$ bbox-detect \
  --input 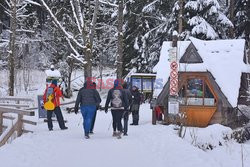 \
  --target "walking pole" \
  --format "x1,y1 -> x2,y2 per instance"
78,117 -> 82,126
108,119 -> 112,131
